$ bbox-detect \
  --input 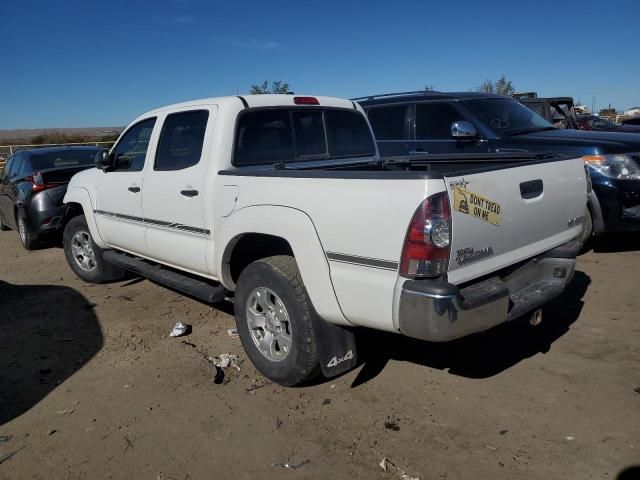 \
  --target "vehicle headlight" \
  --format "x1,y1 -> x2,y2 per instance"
583,154 -> 640,180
